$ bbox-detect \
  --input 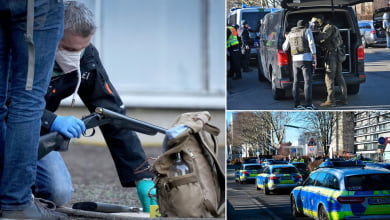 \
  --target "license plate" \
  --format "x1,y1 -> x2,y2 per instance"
281,176 -> 291,180
368,197 -> 390,205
